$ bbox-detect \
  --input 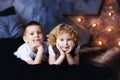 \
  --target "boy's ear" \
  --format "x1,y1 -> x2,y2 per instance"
23,36 -> 28,43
